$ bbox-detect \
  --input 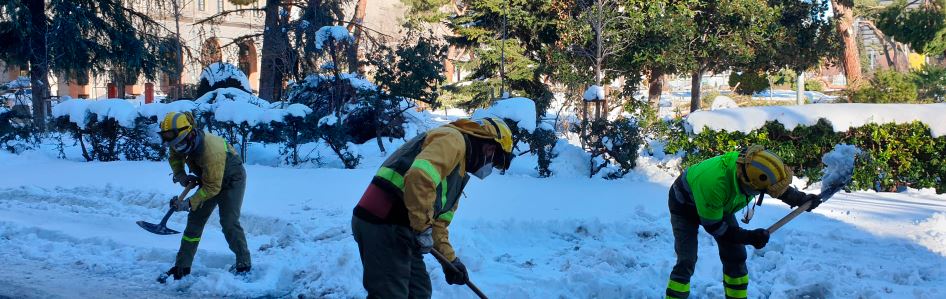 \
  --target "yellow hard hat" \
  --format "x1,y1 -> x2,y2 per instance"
476,117 -> 514,154
737,145 -> 792,197
159,112 -> 193,147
